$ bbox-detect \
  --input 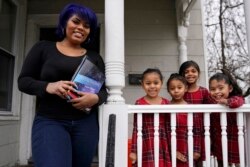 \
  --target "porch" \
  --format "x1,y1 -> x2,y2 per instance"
98,0 -> 250,165
98,103 -> 250,167
4,0 -> 249,166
